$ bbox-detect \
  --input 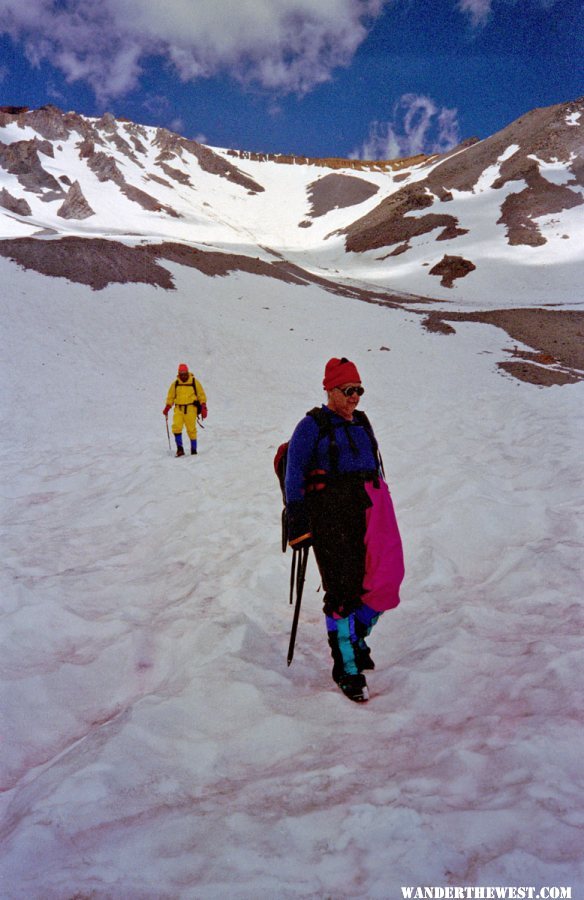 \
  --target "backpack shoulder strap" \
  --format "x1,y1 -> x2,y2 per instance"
176,375 -> 198,391
352,408 -> 372,431
306,406 -> 329,428
353,409 -> 385,478
306,406 -> 339,473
